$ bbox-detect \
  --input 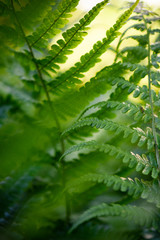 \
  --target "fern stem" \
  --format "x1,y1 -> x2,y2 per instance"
143,16 -> 160,169
11,0 -> 71,224
11,0 -> 60,130
114,28 -> 129,63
